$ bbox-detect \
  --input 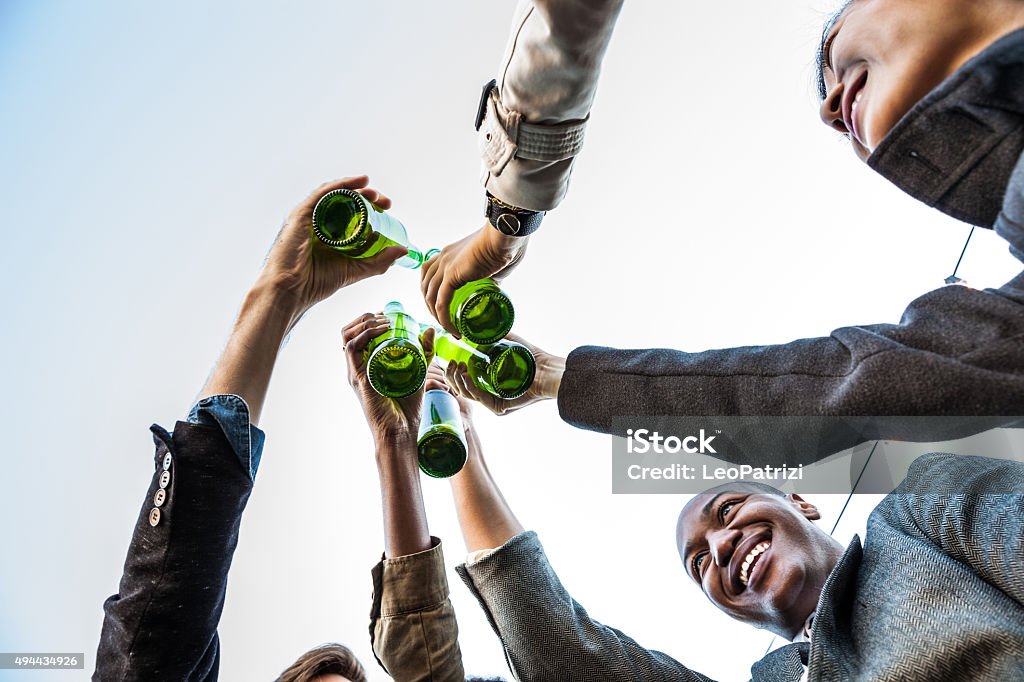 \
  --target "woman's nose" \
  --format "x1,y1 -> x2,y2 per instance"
819,82 -> 848,133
